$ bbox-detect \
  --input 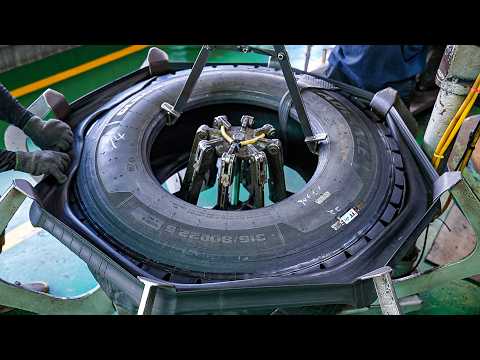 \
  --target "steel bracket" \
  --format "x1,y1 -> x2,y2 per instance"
0,180 -> 115,314
361,266 -> 402,315
137,276 -> 176,315
304,133 -> 329,155
393,171 -> 480,300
